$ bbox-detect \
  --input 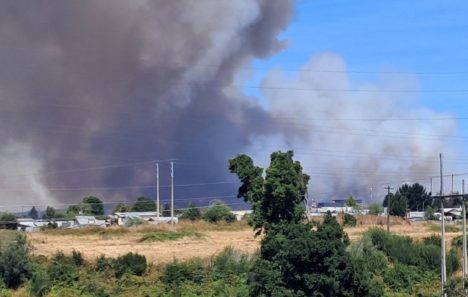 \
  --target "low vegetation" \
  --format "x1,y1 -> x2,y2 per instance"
138,230 -> 203,242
